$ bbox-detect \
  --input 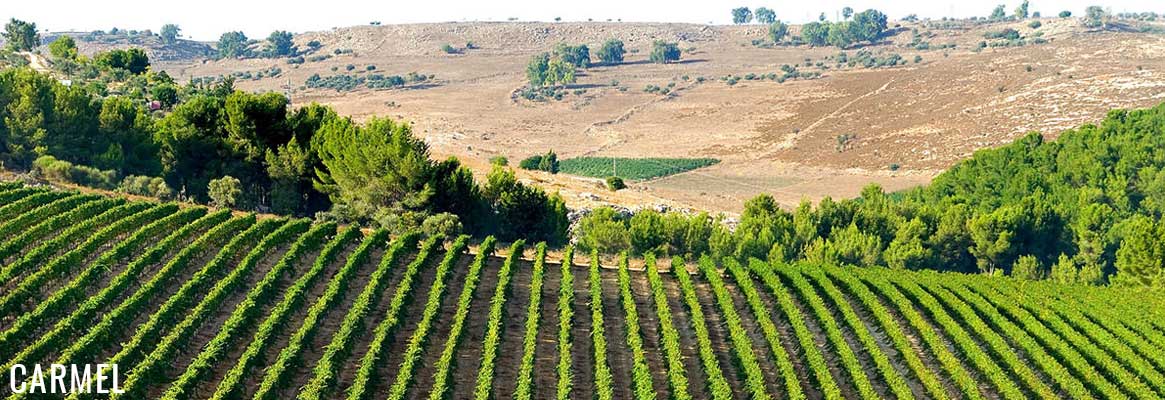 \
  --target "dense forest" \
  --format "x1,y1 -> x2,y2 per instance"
576,105 -> 1165,287
0,63 -> 568,244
